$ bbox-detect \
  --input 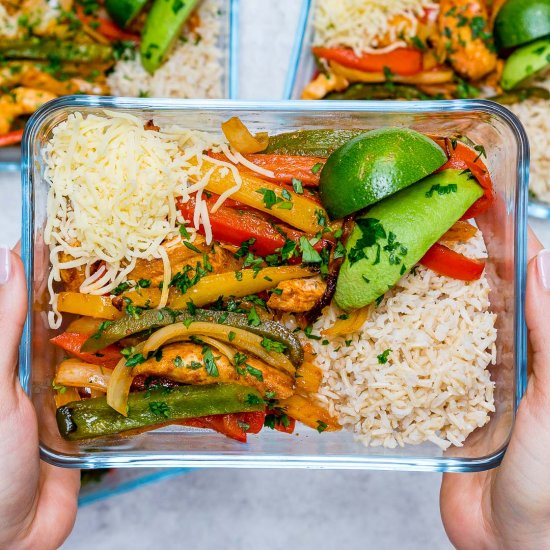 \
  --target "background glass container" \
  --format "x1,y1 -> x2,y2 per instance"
0,0 -> 240,173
